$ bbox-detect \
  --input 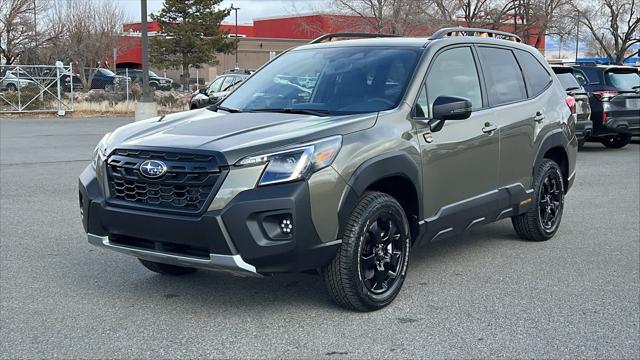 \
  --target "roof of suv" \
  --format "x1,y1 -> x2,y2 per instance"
296,34 -> 535,53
